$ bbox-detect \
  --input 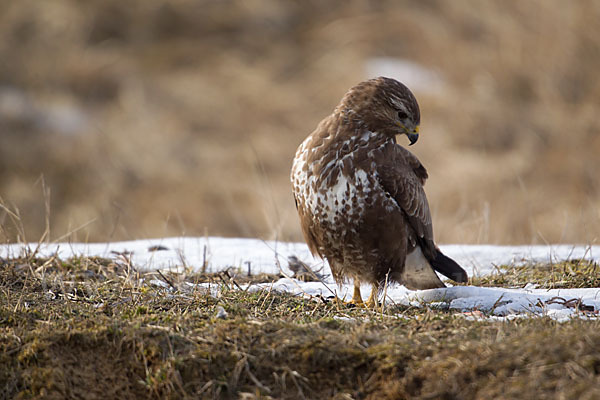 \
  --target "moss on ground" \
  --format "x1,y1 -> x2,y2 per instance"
2,256 -> 600,399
